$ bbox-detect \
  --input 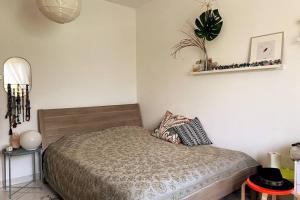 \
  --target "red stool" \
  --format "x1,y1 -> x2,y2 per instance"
241,178 -> 295,200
